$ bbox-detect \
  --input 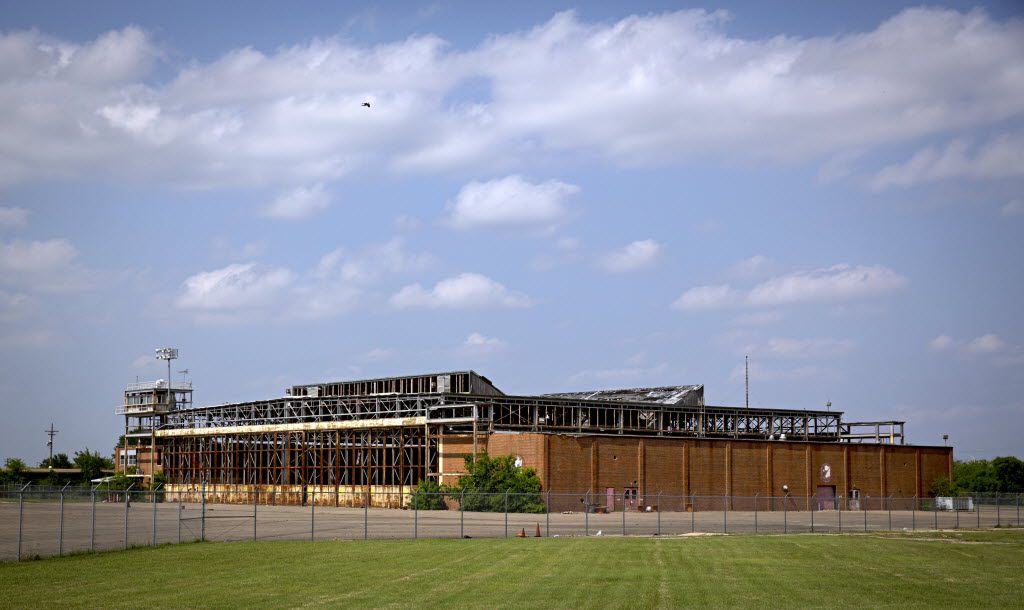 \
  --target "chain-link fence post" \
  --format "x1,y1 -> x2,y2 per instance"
585,490 -> 590,536
460,490 -> 466,539
657,492 -> 662,536
504,490 -> 509,539
1017,493 -> 1020,527
784,495 -> 788,534
622,491 -> 627,536
253,489 -> 257,542
364,487 -> 369,541
17,483 -> 28,561
91,487 -> 97,551
723,495 -> 727,534
810,496 -> 815,533
546,490 -> 551,537
58,485 -> 65,556
177,493 -> 182,543
933,495 -> 938,530
690,494 -> 694,533
838,495 -> 842,532
414,494 -> 419,539
887,495 -> 892,531
124,482 -> 135,550
152,485 -> 161,547
754,493 -> 759,534
201,481 -> 206,542
863,495 -> 868,532
310,489 -> 315,542
996,495 -> 1000,527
